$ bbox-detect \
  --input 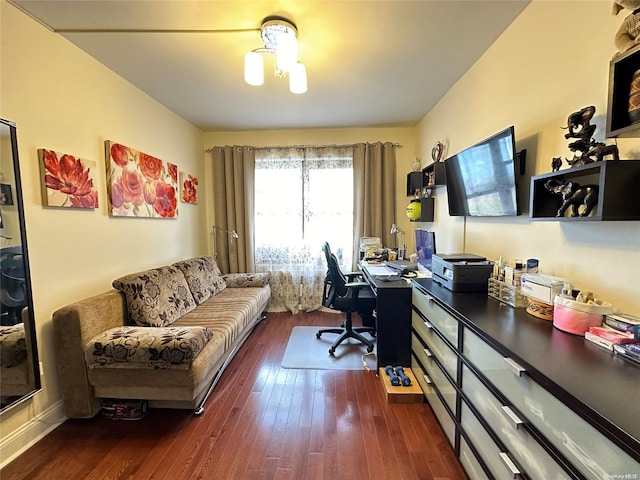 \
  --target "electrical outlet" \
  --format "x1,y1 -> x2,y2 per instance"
39,362 -> 44,376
